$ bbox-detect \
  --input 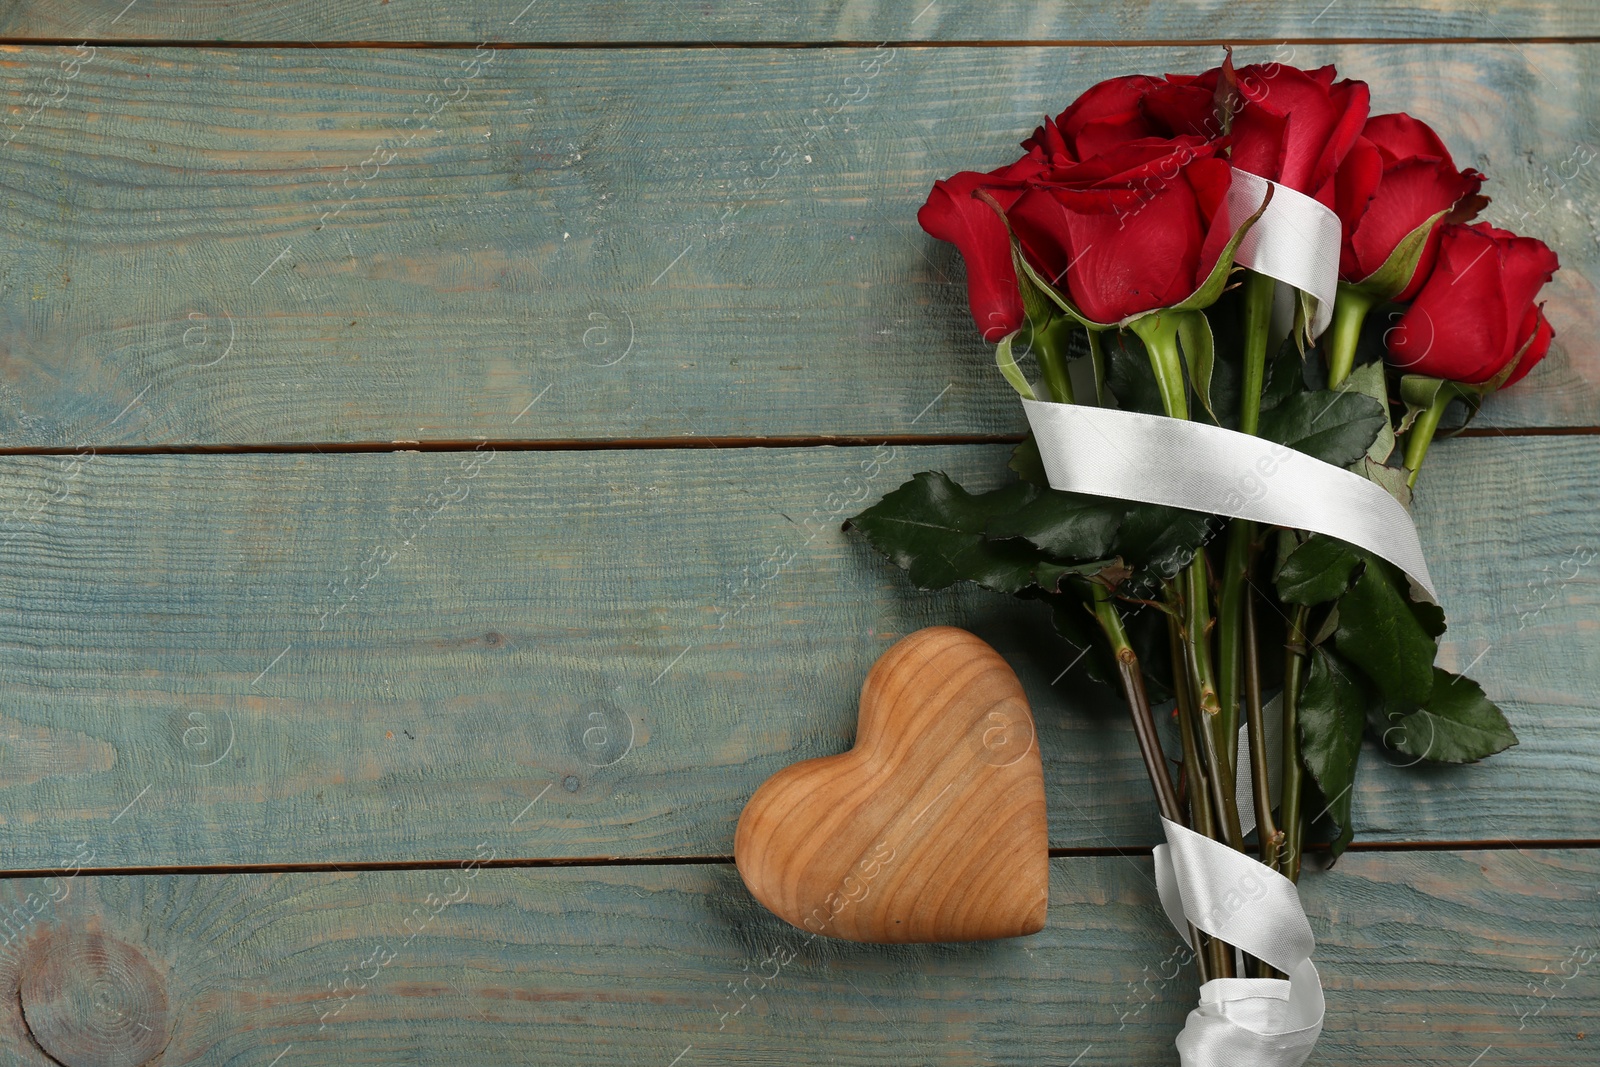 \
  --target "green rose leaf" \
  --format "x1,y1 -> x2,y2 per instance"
1339,360 -> 1396,465
1299,648 -> 1367,857
1260,337 -> 1308,414
1372,668 -> 1519,764
1258,388 -> 1387,468
1334,564 -> 1438,706
1408,593 -> 1448,639
986,490 -> 1125,561
845,473 -> 1057,594
1361,455 -> 1413,508
1105,329 -> 1166,416
1275,534 -> 1365,606
1009,434 -> 1049,487
1115,501 -> 1221,591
